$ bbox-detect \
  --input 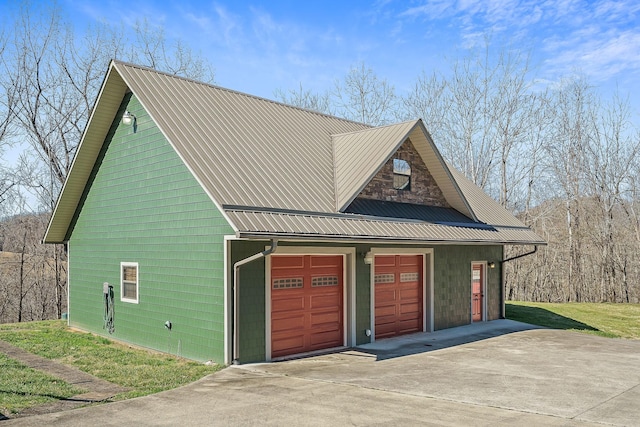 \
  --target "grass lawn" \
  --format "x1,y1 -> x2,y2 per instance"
0,320 -> 221,416
506,301 -> 640,339
0,353 -> 83,415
